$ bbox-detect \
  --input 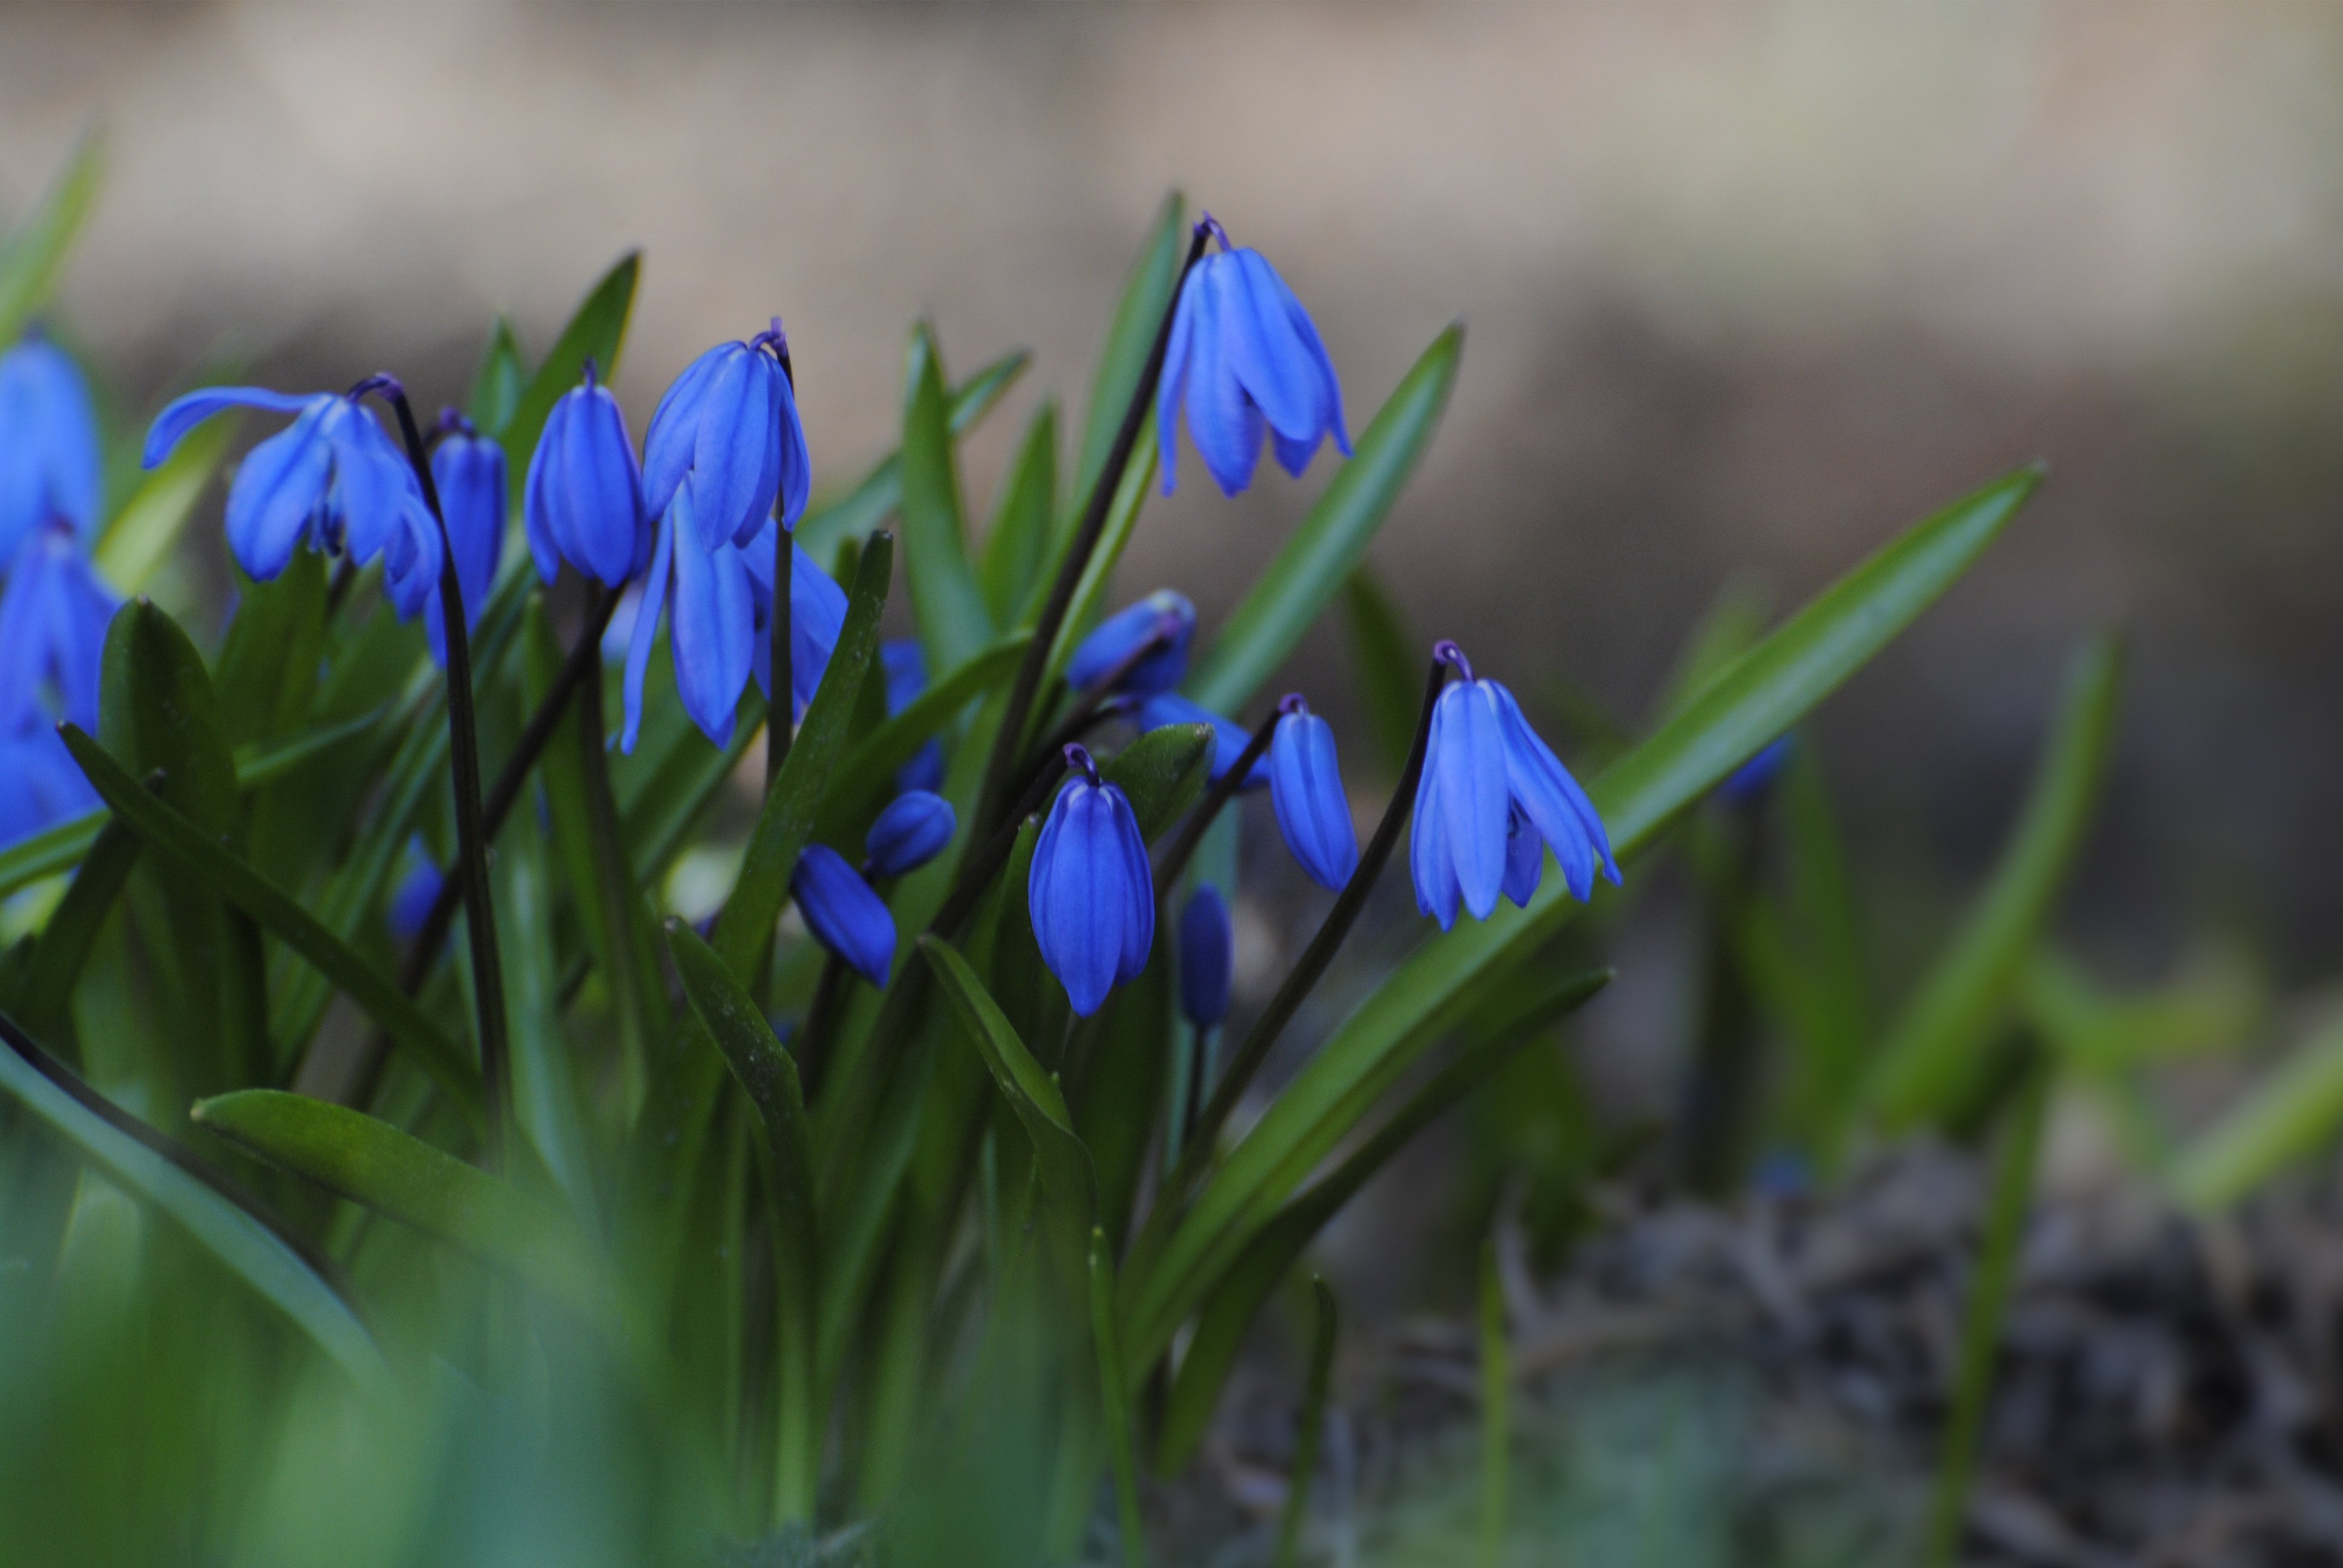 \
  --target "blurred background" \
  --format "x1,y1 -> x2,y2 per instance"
6,5 -> 2342,1033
